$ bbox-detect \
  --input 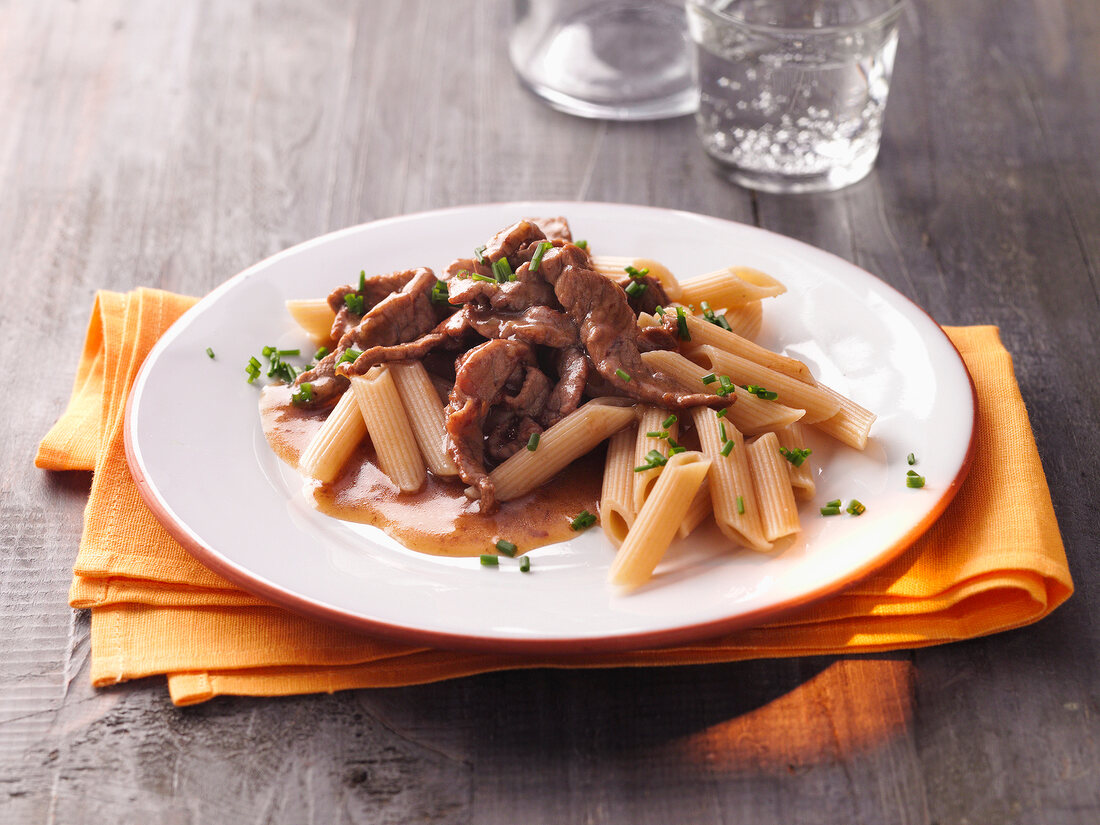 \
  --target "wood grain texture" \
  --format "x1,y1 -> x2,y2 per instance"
1,0 -> 1097,823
